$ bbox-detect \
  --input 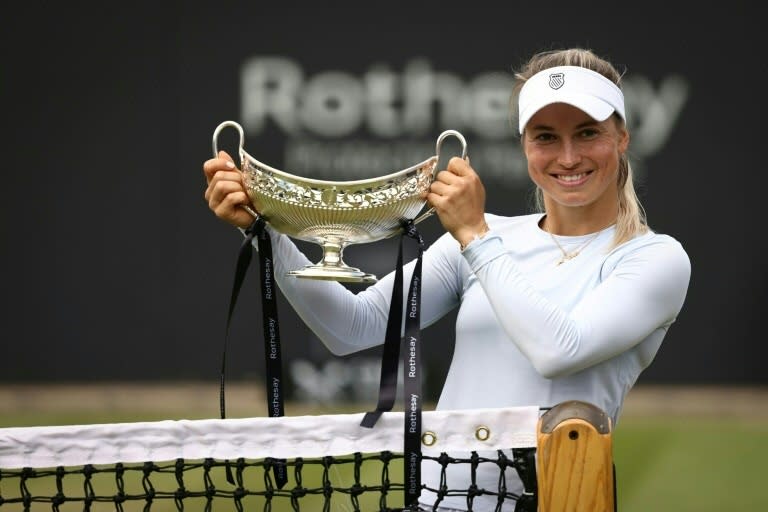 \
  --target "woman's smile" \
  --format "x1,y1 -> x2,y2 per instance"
552,170 -> 593,186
